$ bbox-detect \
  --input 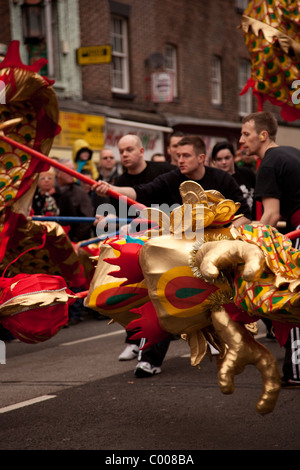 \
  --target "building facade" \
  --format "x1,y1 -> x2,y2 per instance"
0,0 -> 299,161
